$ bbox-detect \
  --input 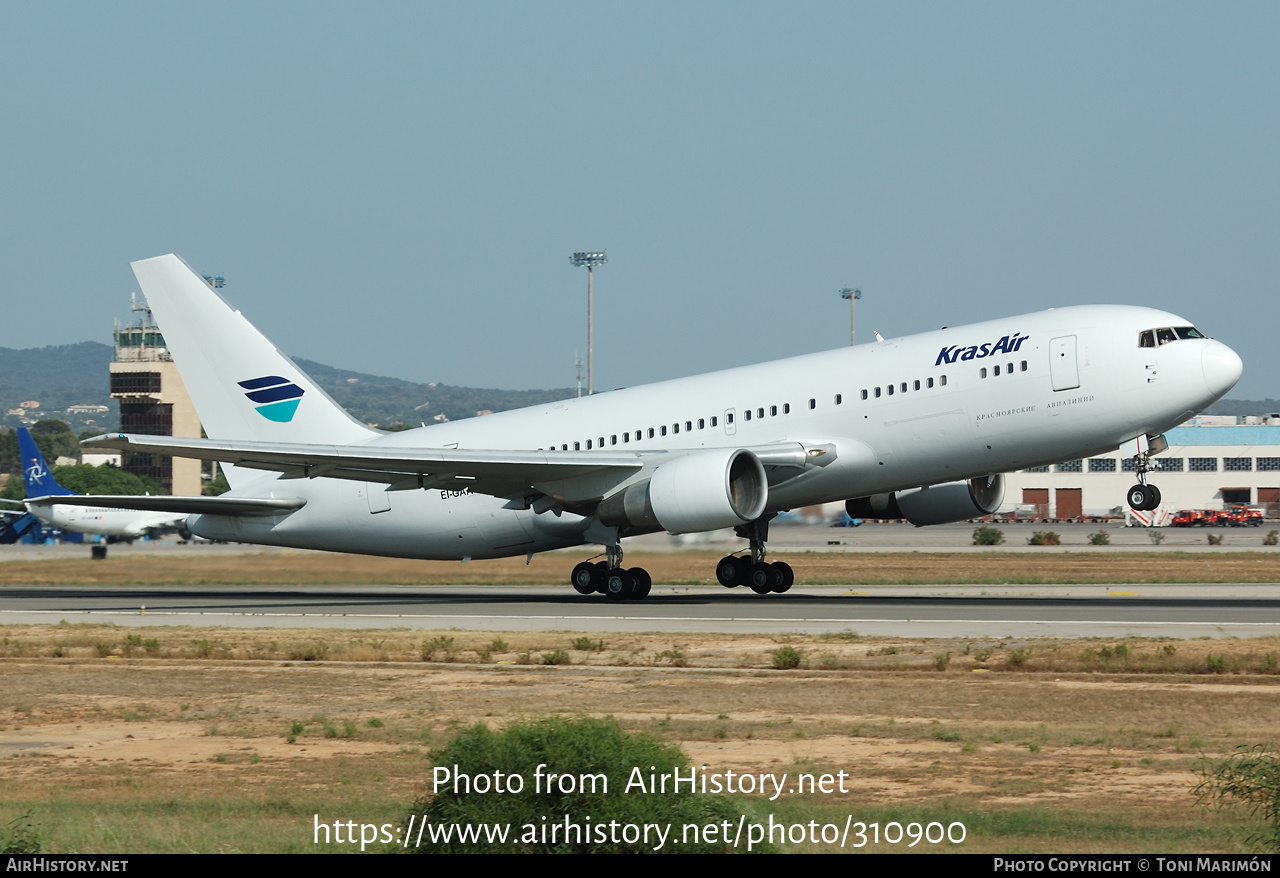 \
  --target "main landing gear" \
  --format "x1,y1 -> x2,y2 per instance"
569,543 -> 652,601
1126,449 -> 1162,512
567,516 -> 796,600
715,517 -> 793,595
